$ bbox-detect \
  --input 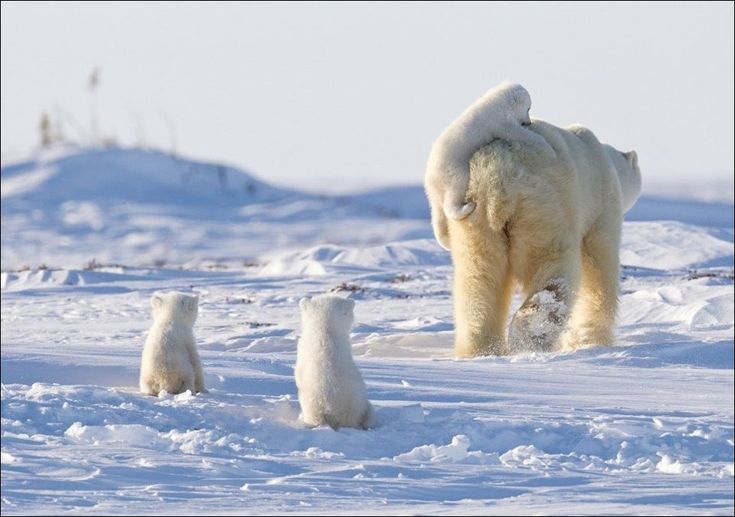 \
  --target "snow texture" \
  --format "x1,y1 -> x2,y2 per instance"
1,146 -> 733,515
